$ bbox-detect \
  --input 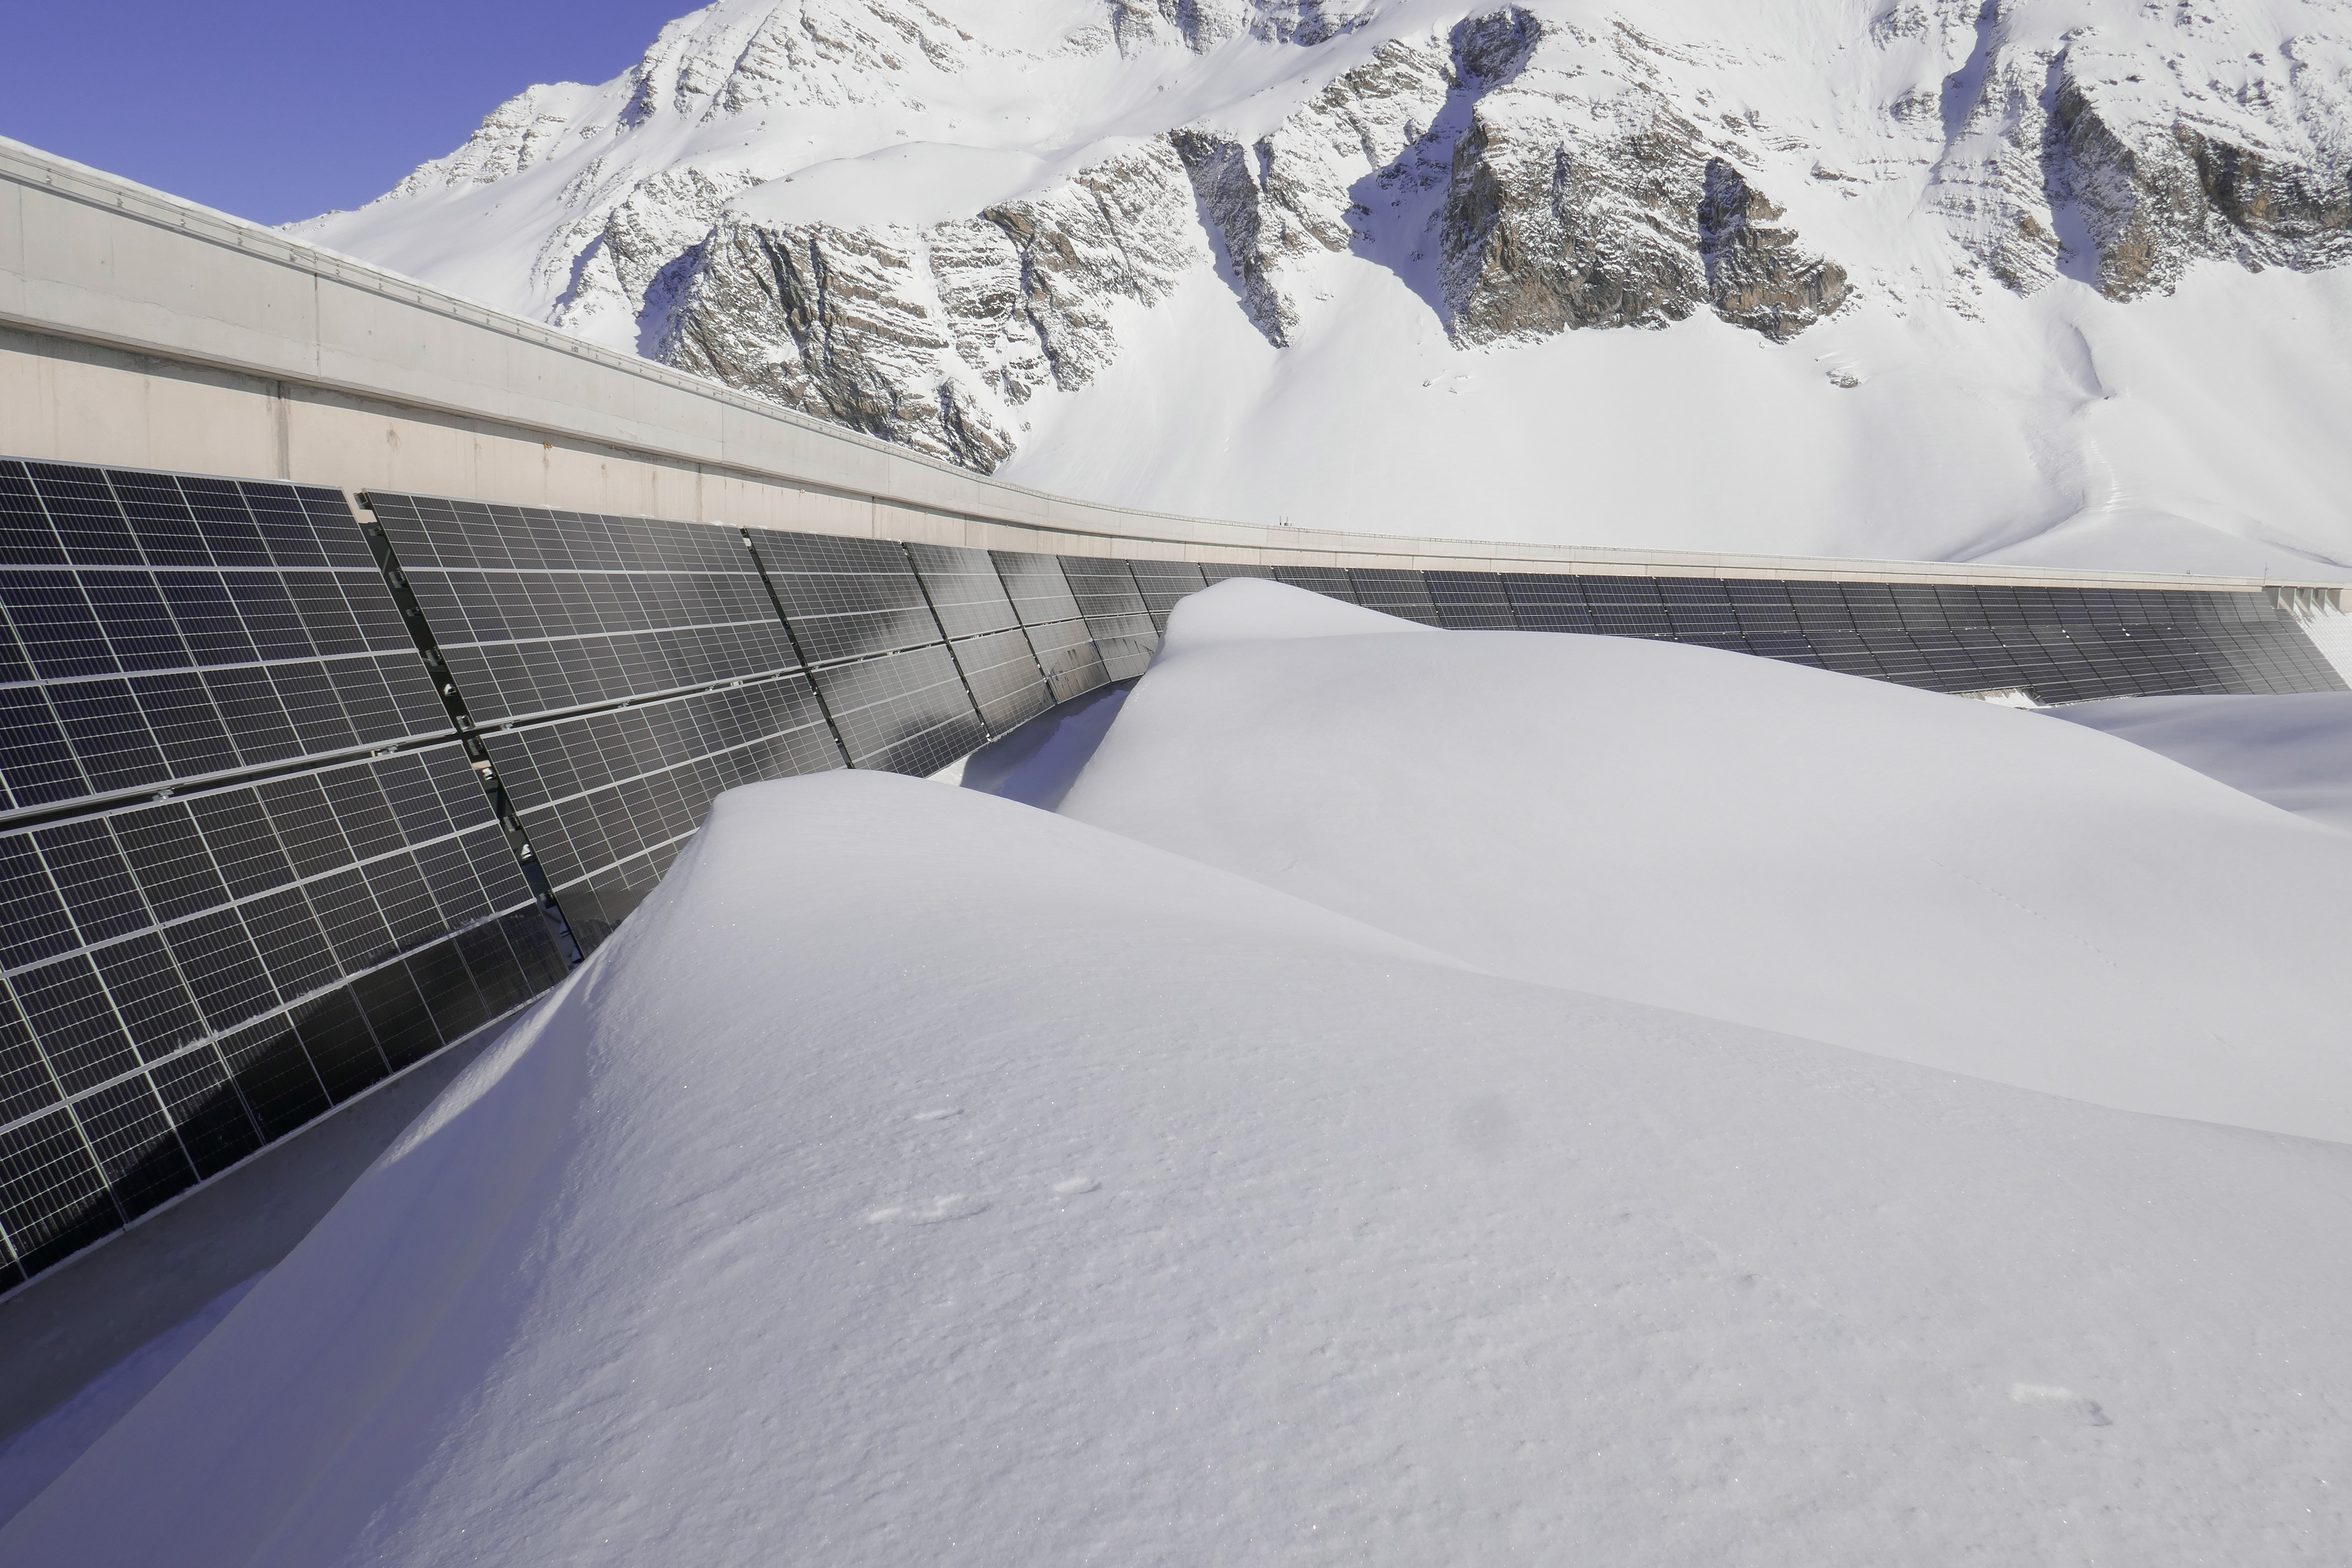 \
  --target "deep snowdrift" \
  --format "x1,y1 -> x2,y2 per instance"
9,768 -> 2352,1565
2048,692 -> 2352,835
1060,580 -> 2352,1141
